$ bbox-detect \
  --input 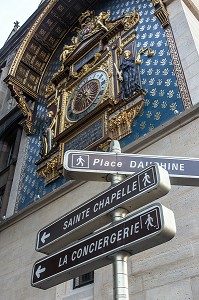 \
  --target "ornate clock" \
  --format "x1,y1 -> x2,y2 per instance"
66,70 -> 108,122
